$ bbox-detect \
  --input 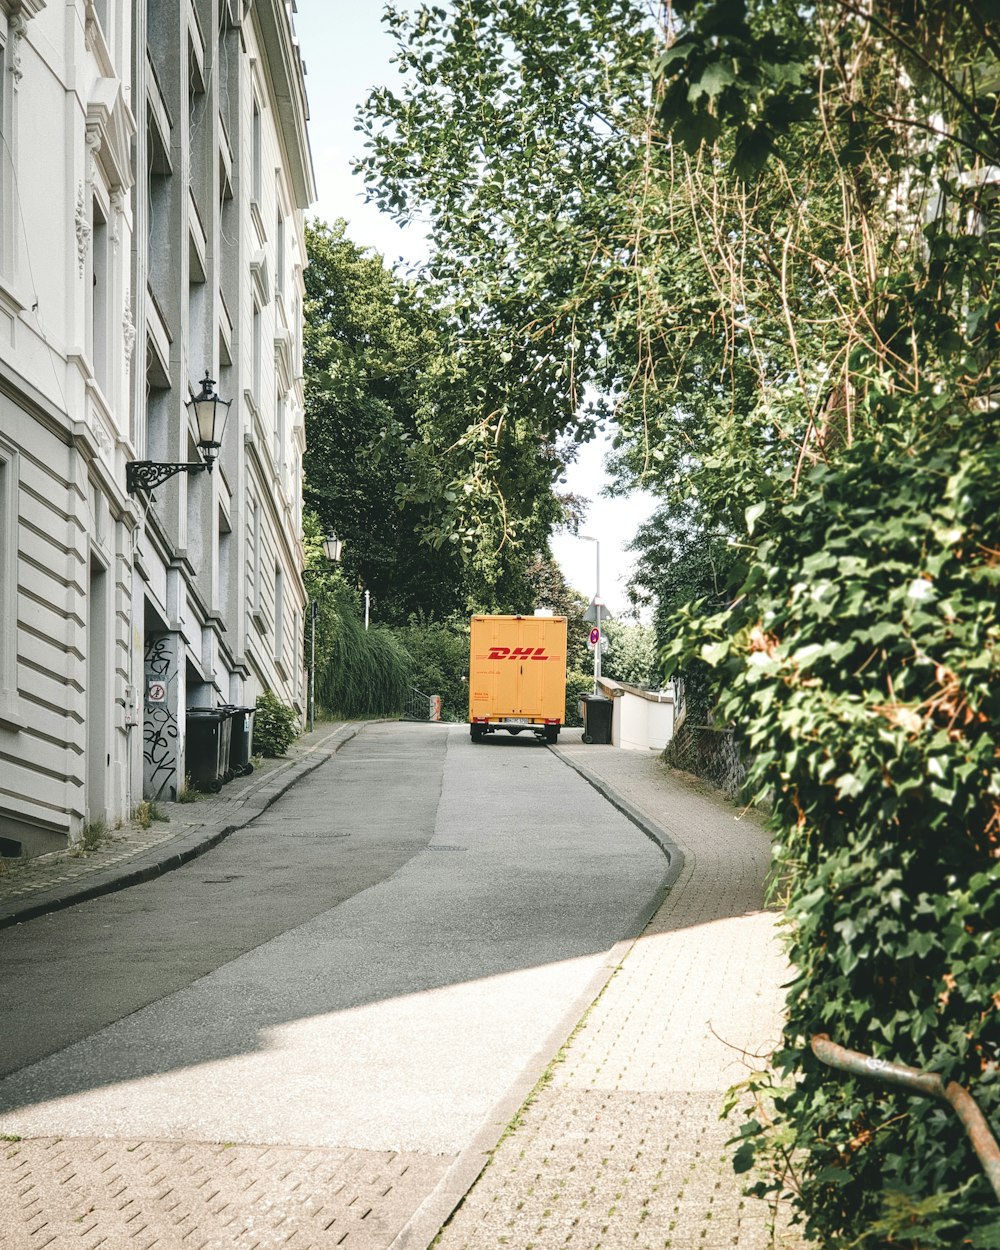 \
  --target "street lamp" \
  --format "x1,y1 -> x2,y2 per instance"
309,531 -> 343,732
580,534 -> 604,693
126,372 -> 232,493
